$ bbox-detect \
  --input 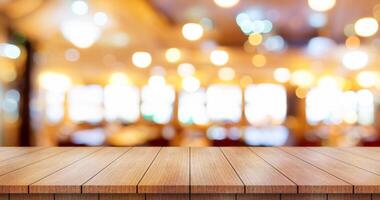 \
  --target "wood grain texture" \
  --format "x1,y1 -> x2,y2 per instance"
0,147 -> 70,176
0,147 -> 100,193
138,147 -> 189,193
221,147 -> 296,193
251,148 -> 352,193
281,147 -> 380,193
236,194 -> 280,200
9,194 -> 53,200
84,147 -> 160,193
309,147 -> 380,175
0,195 -> 8,200
30,147 -> 129,193
281,194 -> 327,200
191,194 -> 235,200
191,147 -> 244,194
55,194 -> 98,200
339,148 -> 380,161
146,194 -> 189,200
0,148 -> 44,162
327,194 -> 371,200
99,194 -> 145,200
